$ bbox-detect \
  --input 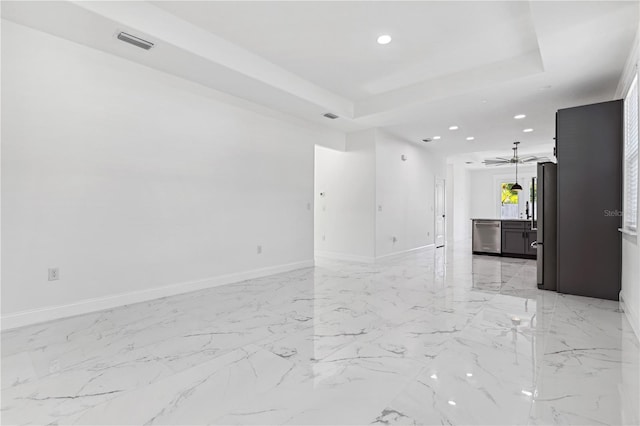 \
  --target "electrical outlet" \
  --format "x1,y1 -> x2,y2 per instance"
392,236 -> 398,243
378,205 -> 383,212
48,268 -> 60,281
257,245 -> 262,254
306,203 -> 311,211
322,234 -> 326,241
